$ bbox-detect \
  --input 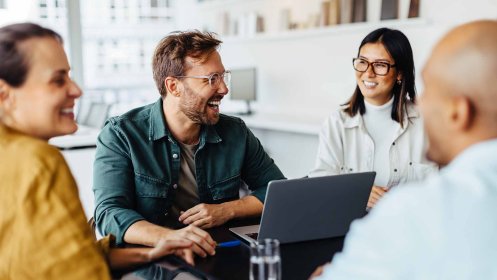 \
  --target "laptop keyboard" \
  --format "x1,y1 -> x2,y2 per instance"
247,232 -> 258,240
